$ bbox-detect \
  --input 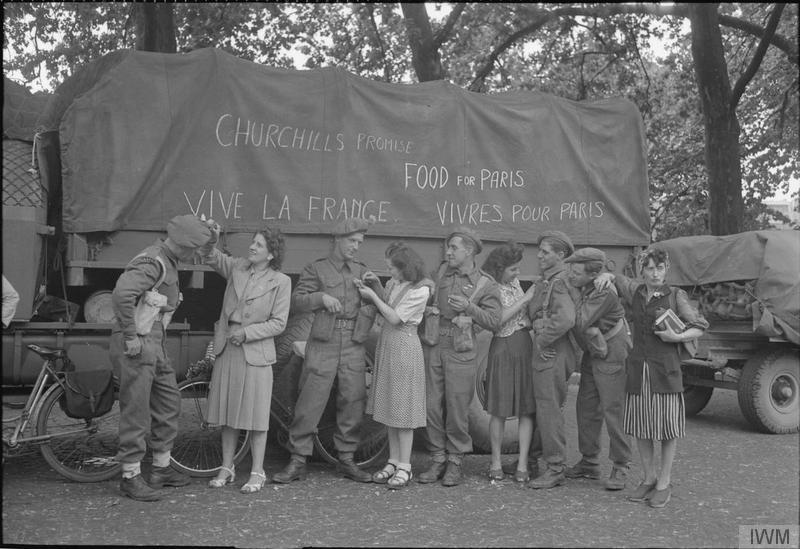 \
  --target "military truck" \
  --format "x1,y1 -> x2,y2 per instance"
654,230 -> 799,434
3,47 -> 655,461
